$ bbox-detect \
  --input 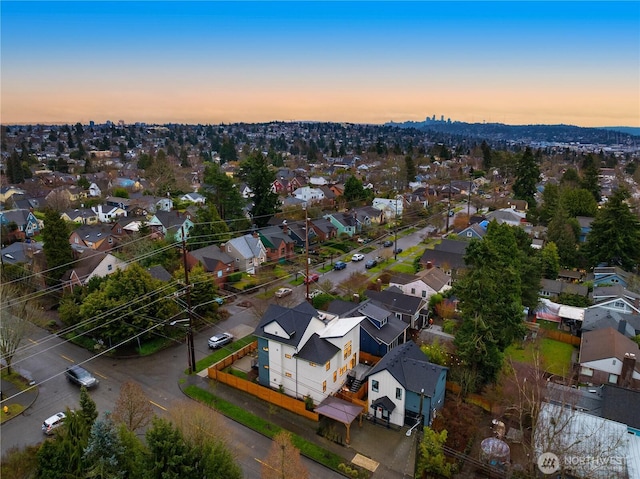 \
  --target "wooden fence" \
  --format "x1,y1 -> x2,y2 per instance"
540,329 -> 581,346
207,342 -> 319,421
